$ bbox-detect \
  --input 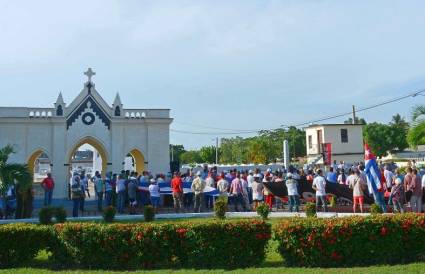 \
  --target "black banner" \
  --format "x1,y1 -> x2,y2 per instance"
263,179 -> 374,204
